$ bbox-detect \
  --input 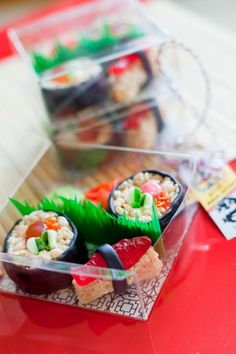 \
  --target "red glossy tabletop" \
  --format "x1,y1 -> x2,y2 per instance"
1,2 -> 236,353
